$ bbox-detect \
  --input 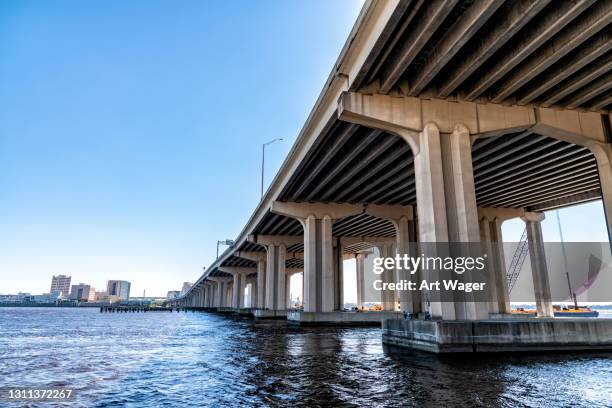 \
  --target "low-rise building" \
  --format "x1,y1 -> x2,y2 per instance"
166,291 -> 180,299
69,284 -> 95,302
